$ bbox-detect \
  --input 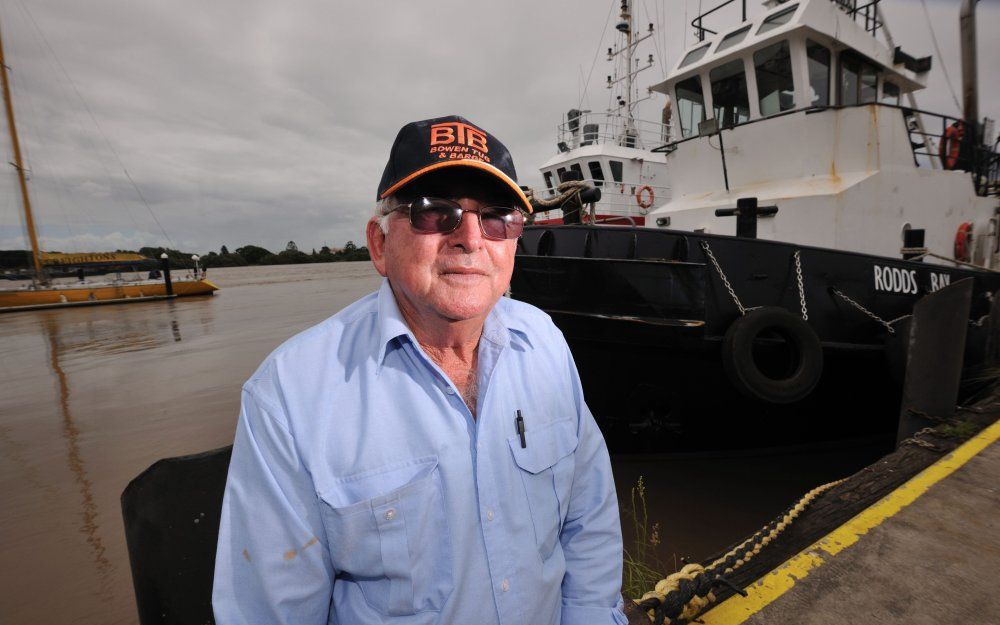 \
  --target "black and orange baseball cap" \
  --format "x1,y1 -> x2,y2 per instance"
377,115 -> 532,213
